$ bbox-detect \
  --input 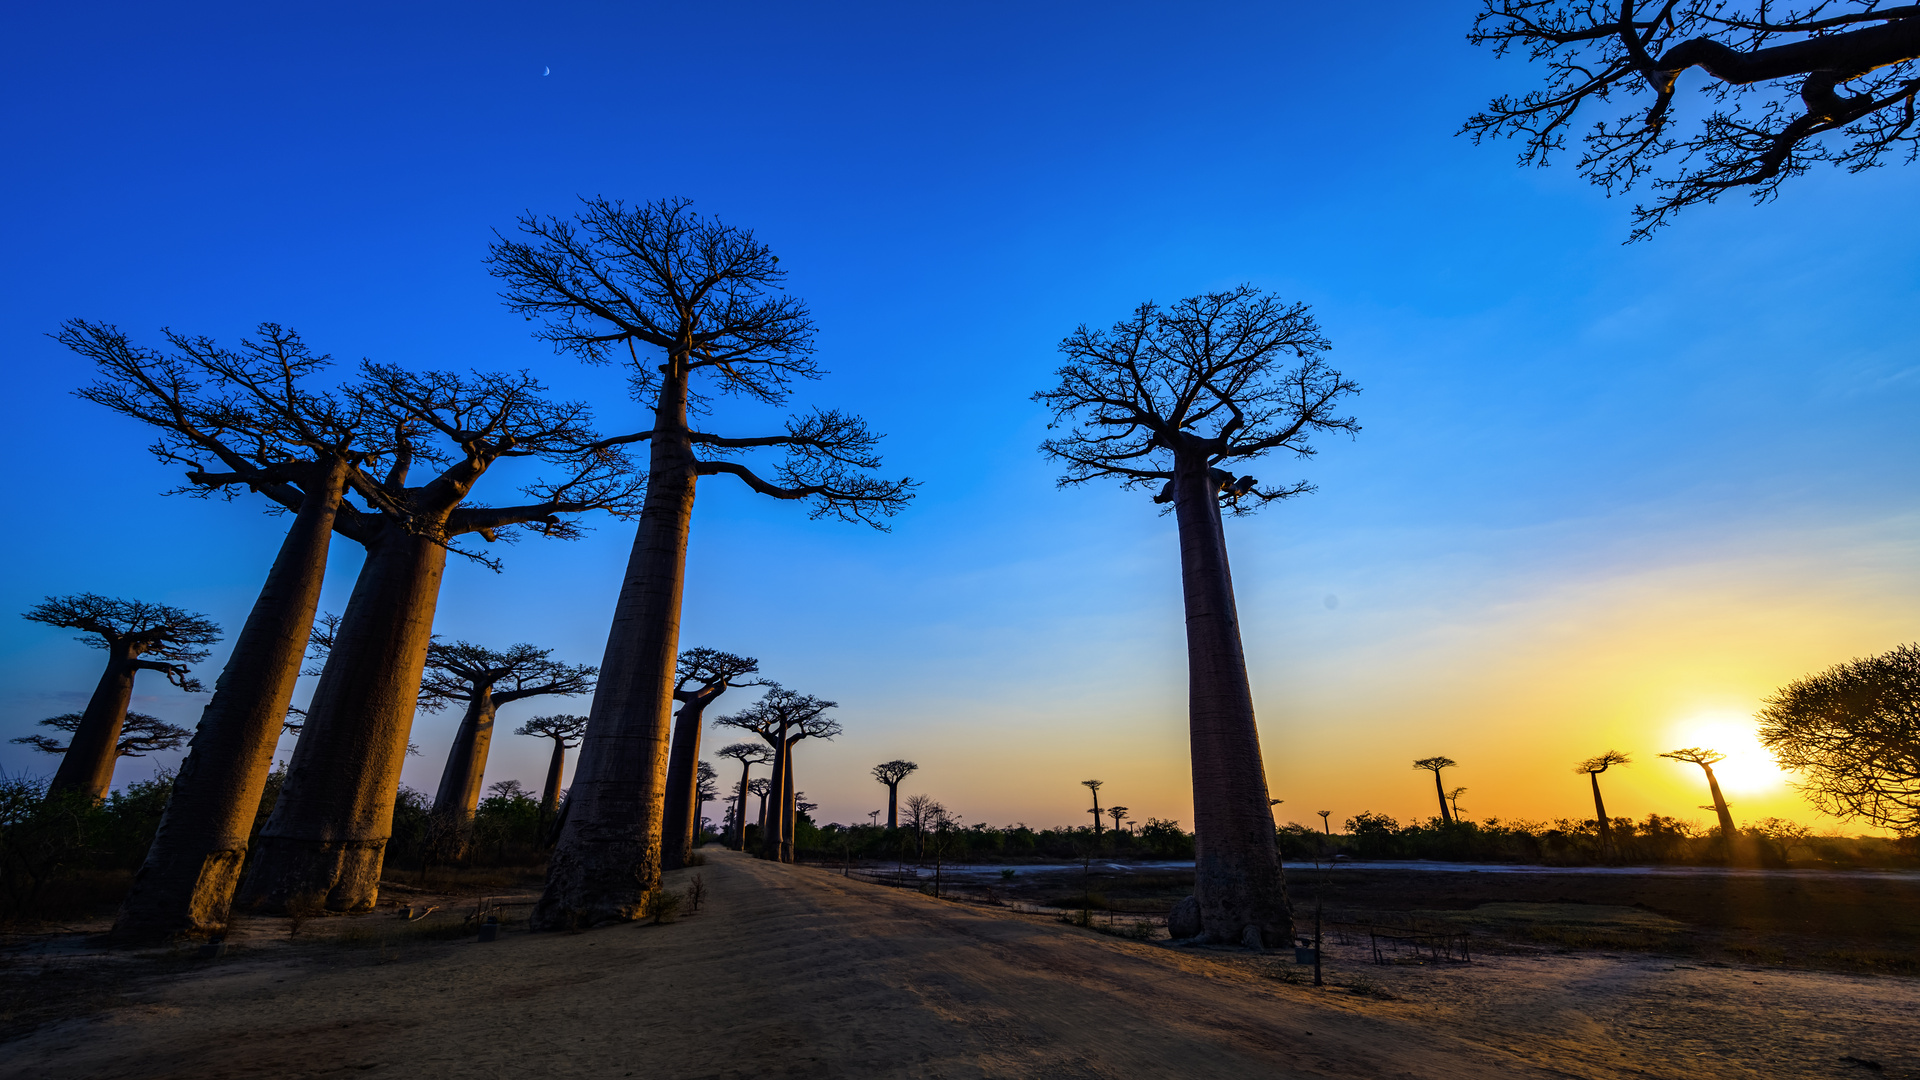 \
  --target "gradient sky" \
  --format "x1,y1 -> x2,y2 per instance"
2,3 -> 1915,838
